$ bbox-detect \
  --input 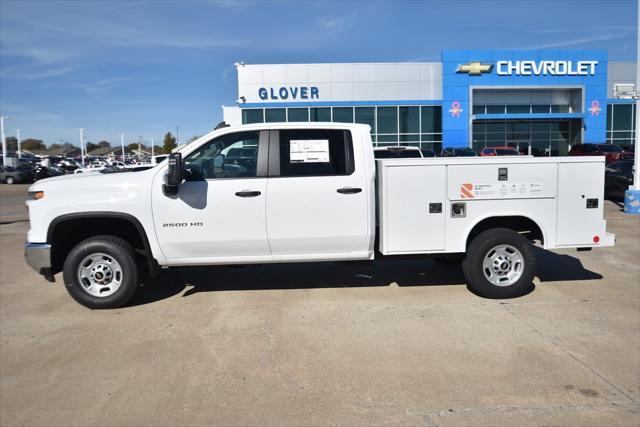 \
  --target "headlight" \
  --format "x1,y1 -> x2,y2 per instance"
28,191 -> 45,200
